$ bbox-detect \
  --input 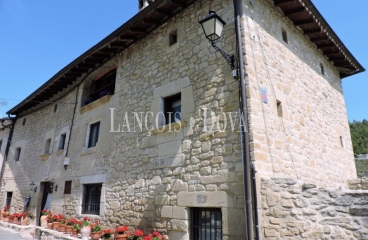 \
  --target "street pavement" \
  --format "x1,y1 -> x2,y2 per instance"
0,226 -> 30,239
